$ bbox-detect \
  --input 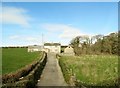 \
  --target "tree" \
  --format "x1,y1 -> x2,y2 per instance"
70,32 -> 118,55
